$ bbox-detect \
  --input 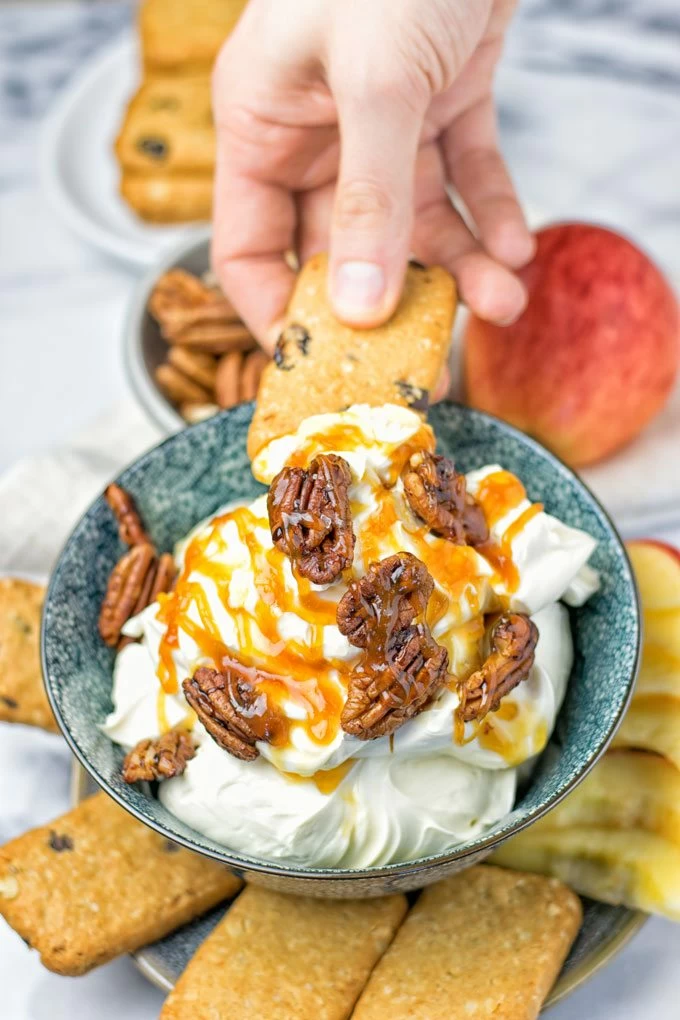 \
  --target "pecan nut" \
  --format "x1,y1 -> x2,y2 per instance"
122,729 -> 196,784
148,269 -> 255,353
460,612 -> 539,723
99,543 -> 156,647
104,483 -> 150,547
99,547 -> 176,649
268,453 -> 355,584
402,451 -> 488,546
342,624 -> 449,740
183,661 -> 287,762
337,552 -> 448,740
337,552 -> 433,649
